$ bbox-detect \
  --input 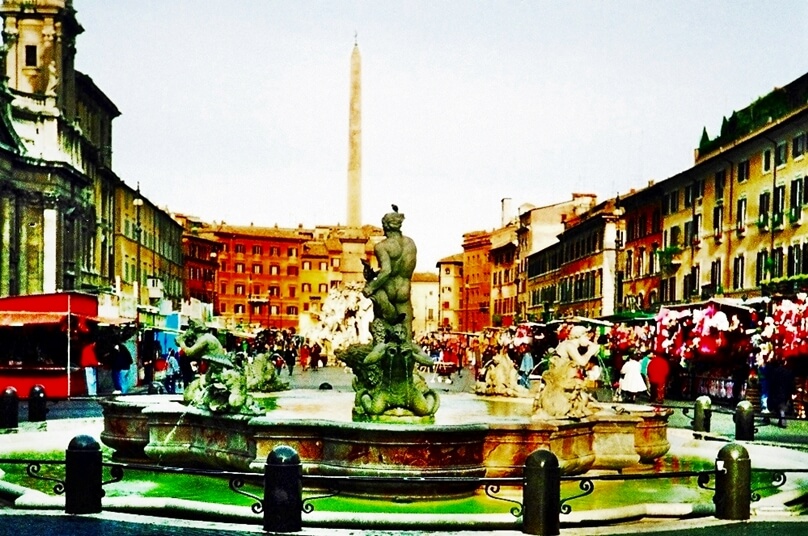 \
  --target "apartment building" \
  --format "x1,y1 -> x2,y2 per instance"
436,253 -> 463,332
